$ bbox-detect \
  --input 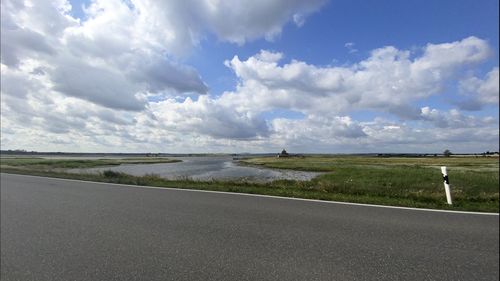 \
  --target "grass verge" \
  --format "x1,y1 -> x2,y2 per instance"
239,156 -> 499,212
